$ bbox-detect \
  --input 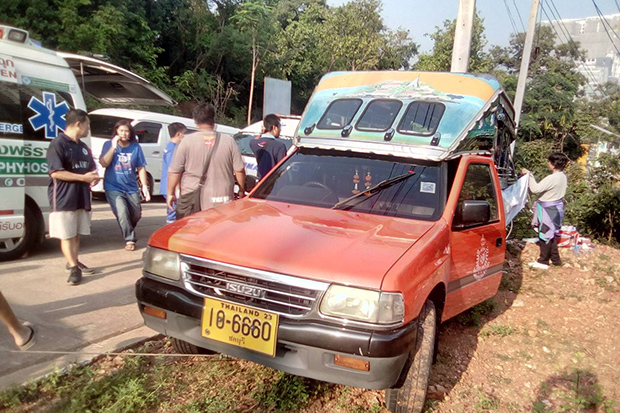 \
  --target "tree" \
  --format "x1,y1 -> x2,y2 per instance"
274,0 -> 416,112
233,0 -> 276,125
415,15 -> 492,73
